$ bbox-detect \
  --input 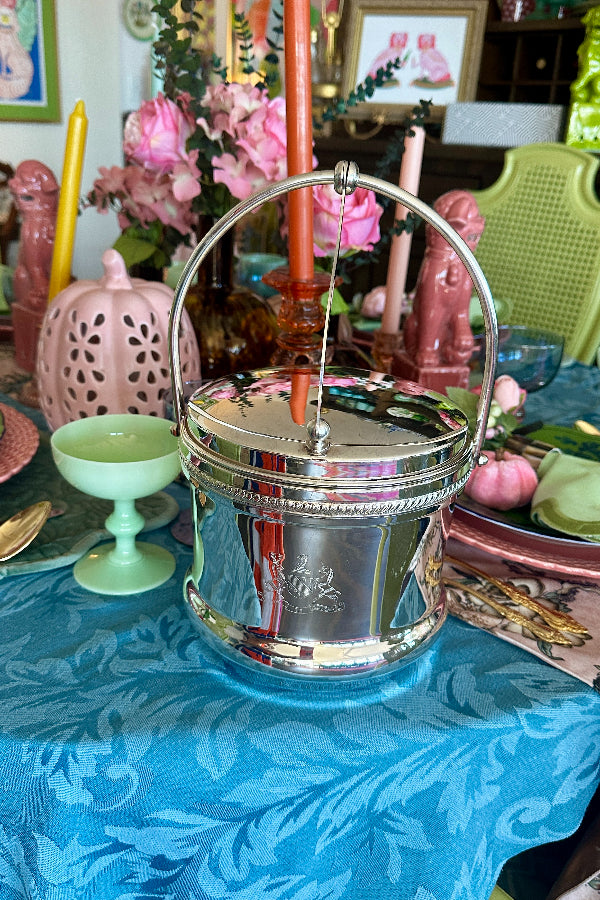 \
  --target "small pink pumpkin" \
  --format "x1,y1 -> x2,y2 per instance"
465,448 -> 538,511
37,250 -> 200,431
